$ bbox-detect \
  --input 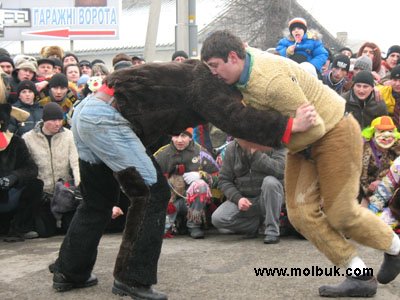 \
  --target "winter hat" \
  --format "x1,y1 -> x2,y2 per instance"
91,59 -> 105,66
0,48 -> 10,57
49,73 -> 68,88
0,55 -> 14,67
15,60 -> 37,73
182,127 -> 193,138
40,45 -> 64,60
79,59 -> 92,68
171,50 -> 189,61
331,54 -> 350,72
113,60 -> 132,71
52,58 -> 63,70
288,17 -> 307,34
37,58 -> 55,67
391,65 -> 400,79
353,56 -> 372,72
386,45 -> 400,59
42,102 -> 63,121
353,71 -> 374,87
17,80 -> 38,97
